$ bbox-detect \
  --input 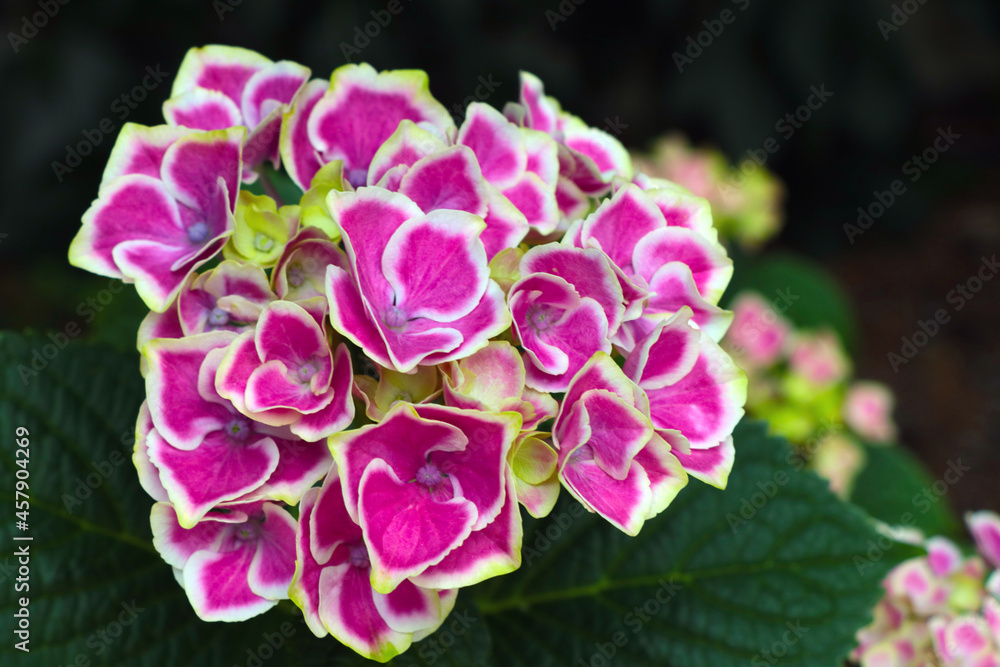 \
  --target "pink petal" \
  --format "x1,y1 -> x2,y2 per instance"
623,308 -> 701,390
164,88 -> 243,131
458,102 -> 526,189
367,119 -> 448,187
645,338 -> 746,450
330,404 -> 468,522
411,469 -> 522,589
143,331 -> 236,450
520,243 -> 626,335
184,545 -> 274,621
502,172 -> 559,236
413,404 -> 517,530
398,146 -> 489,217
578,183 -> 665,272
150,502 -> 228,569
968,511 -> 1000,568
147,429 -> 280,528
381,210 -> 489,322
560,455 -> 652,536
670,435 -> 732,489
247,503 -> 298,600
279,78 -> 328,190
307,64 -> 453,187
358,459 -> 477,593
632,227 -> 733,303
